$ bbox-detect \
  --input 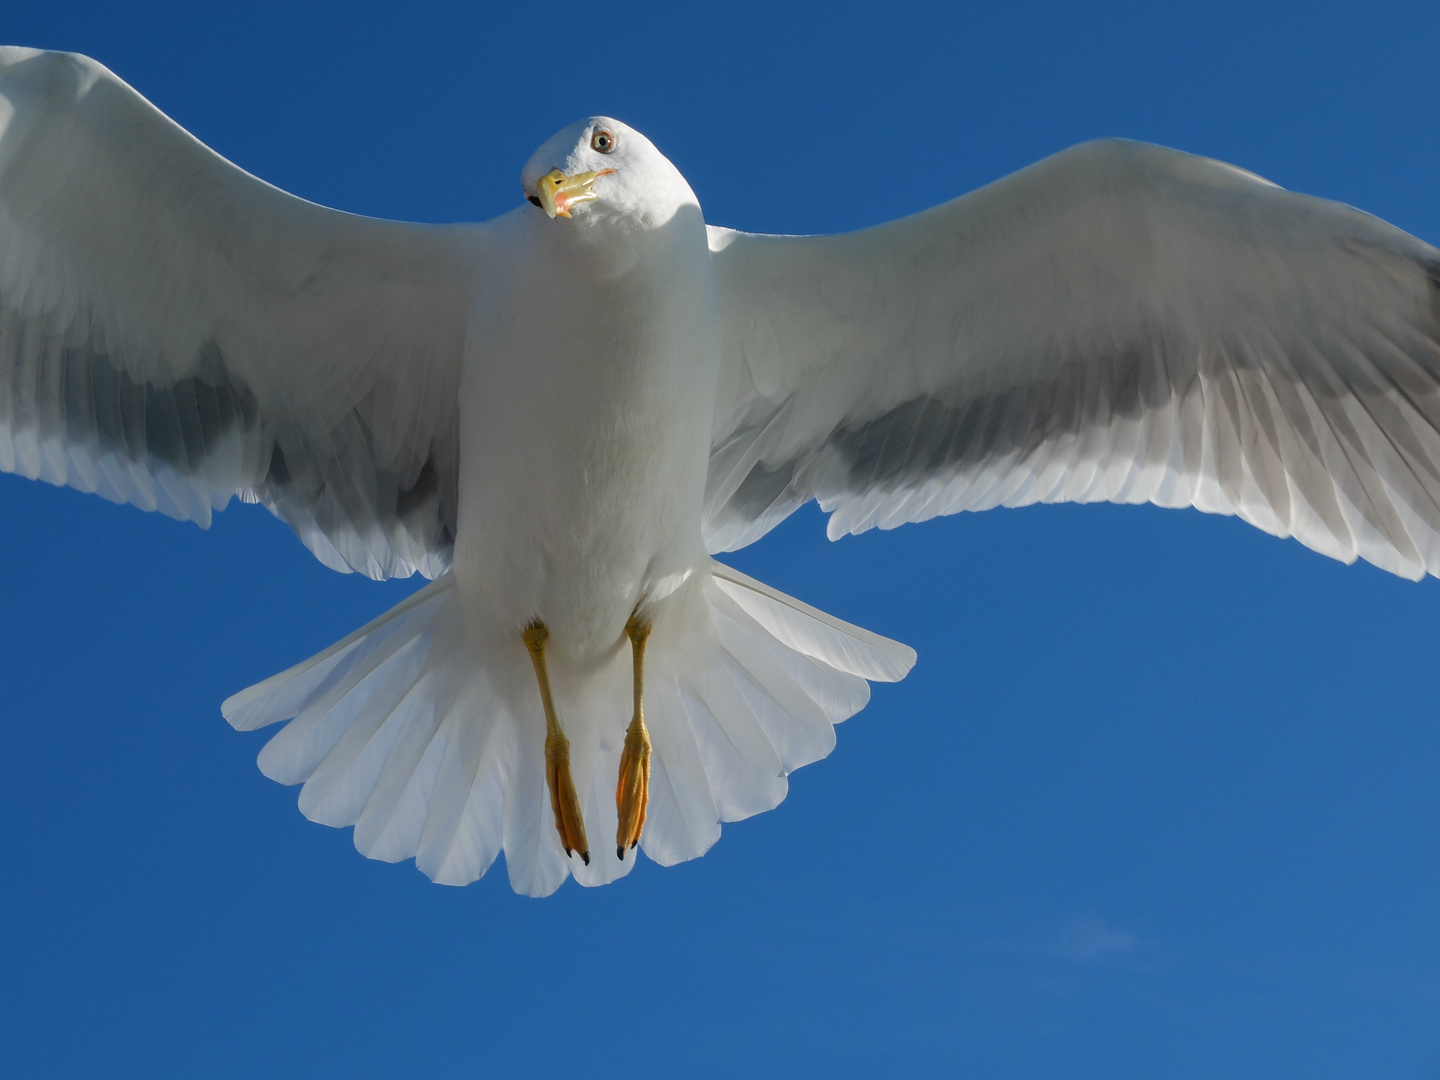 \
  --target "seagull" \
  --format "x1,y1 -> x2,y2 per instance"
3,47 -> 1439,896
